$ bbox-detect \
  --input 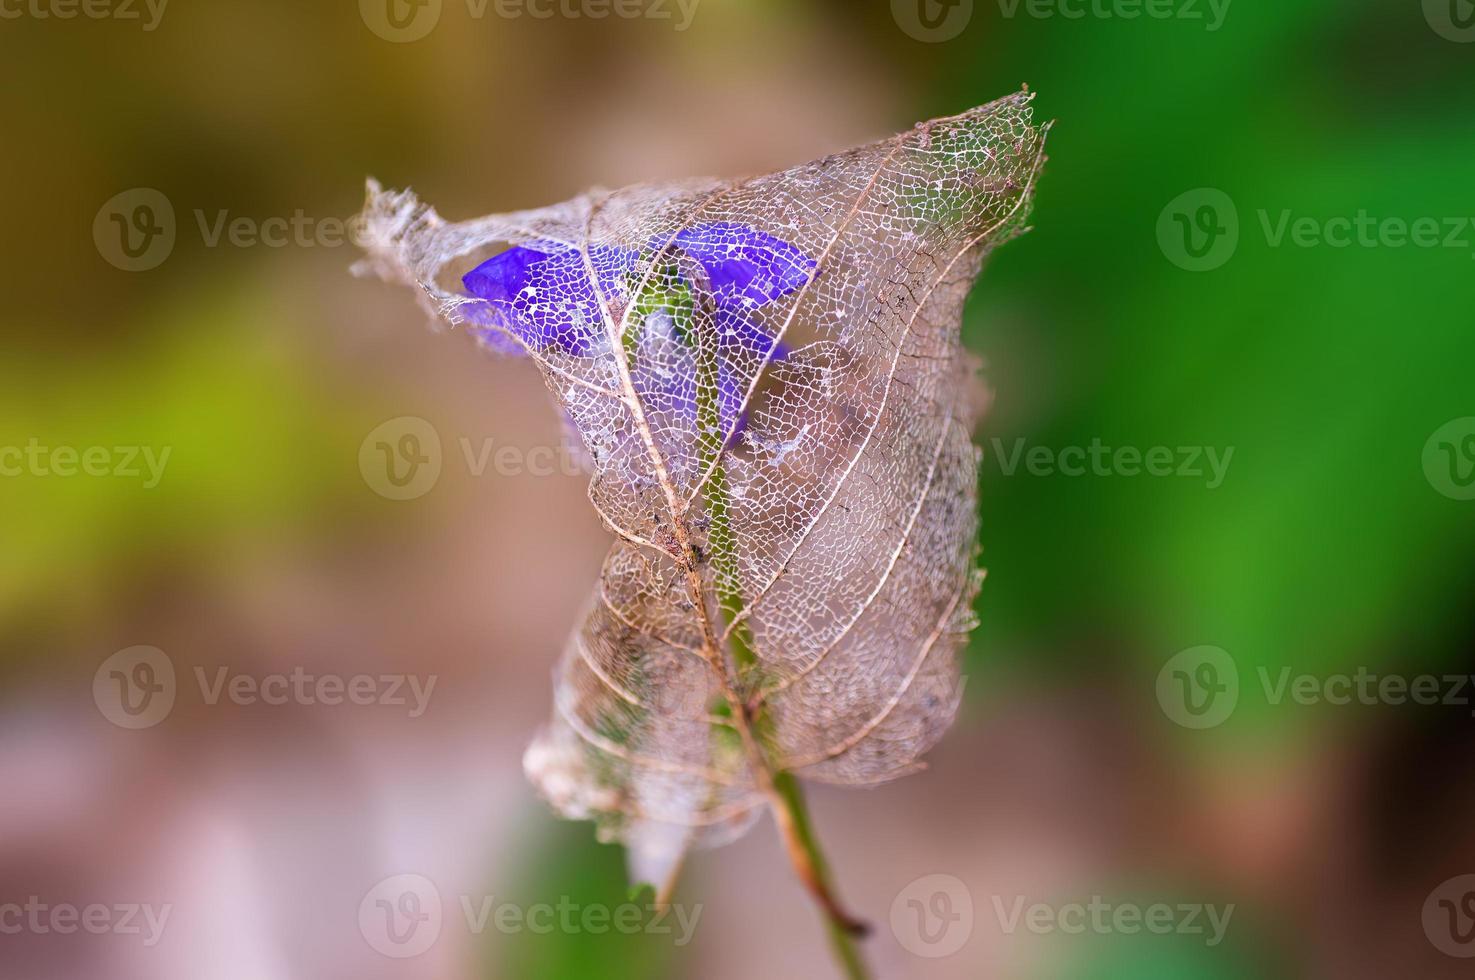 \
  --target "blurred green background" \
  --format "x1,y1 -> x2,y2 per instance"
2,1 -> 1472,978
